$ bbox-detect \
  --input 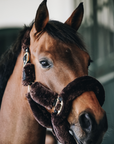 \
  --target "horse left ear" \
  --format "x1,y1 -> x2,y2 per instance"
65,3 -> 84,31
35,0 -> 49,32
